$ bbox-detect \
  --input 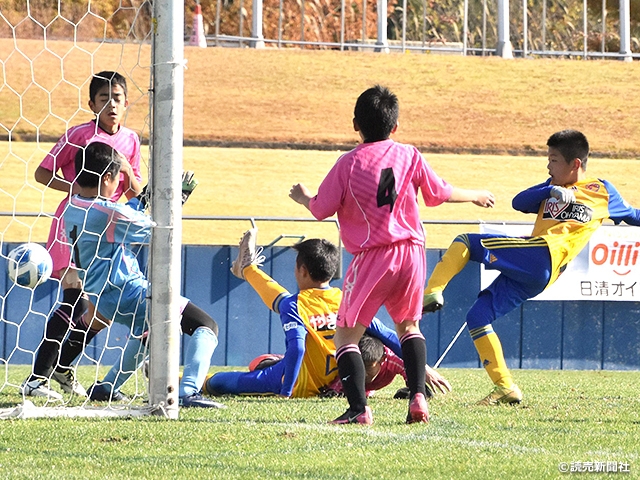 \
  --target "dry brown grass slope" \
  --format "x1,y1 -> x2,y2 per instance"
2,39 -> 640,155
